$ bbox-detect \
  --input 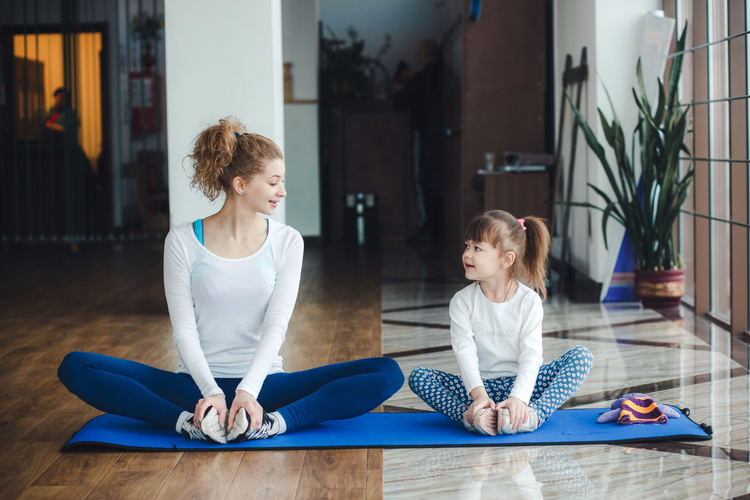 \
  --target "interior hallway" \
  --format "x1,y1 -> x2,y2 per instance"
0,243 -> 749,499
